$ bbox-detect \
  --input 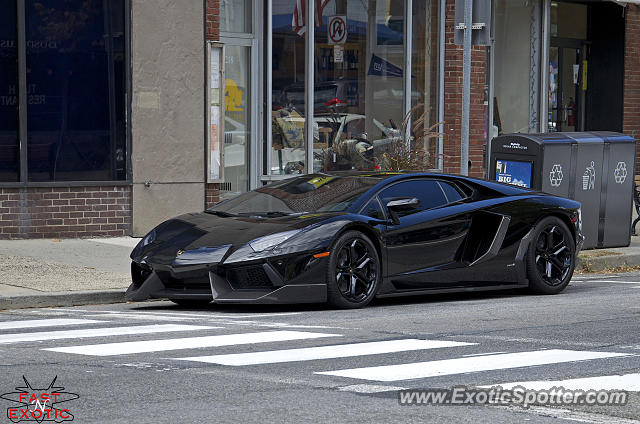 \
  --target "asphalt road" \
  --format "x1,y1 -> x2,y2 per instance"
1,273 -> 639,423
